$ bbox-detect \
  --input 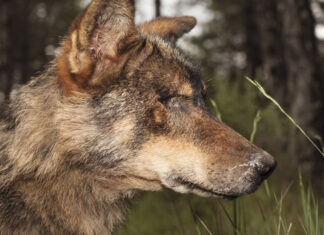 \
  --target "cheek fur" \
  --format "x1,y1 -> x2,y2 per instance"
133,136 -> 209,183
